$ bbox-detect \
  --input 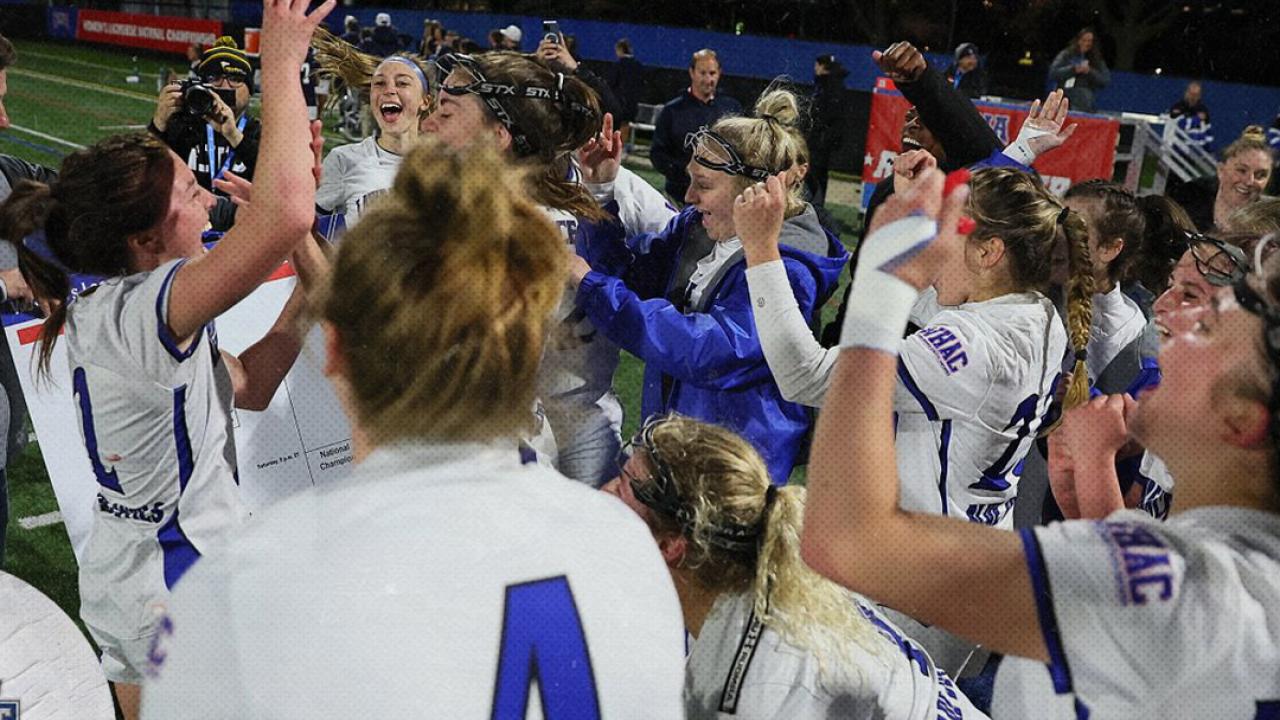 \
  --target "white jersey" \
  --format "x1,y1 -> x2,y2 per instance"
1084,284 -> 1146,385
895,292 -> 1067,528
685,592 -> 988,719
0,572 -> 114,719
67,260 -> 247,654
143,441 -> 687,718
992,507 -> 1280,719
315,136 -> 403,228
536,204 -> 625,484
